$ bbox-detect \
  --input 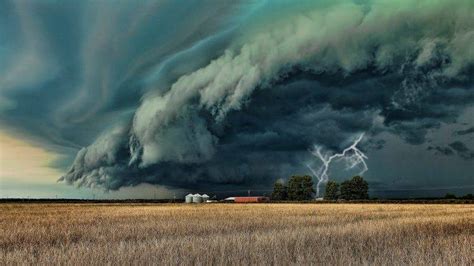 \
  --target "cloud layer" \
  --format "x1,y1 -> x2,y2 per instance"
1,0 -> 473,195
